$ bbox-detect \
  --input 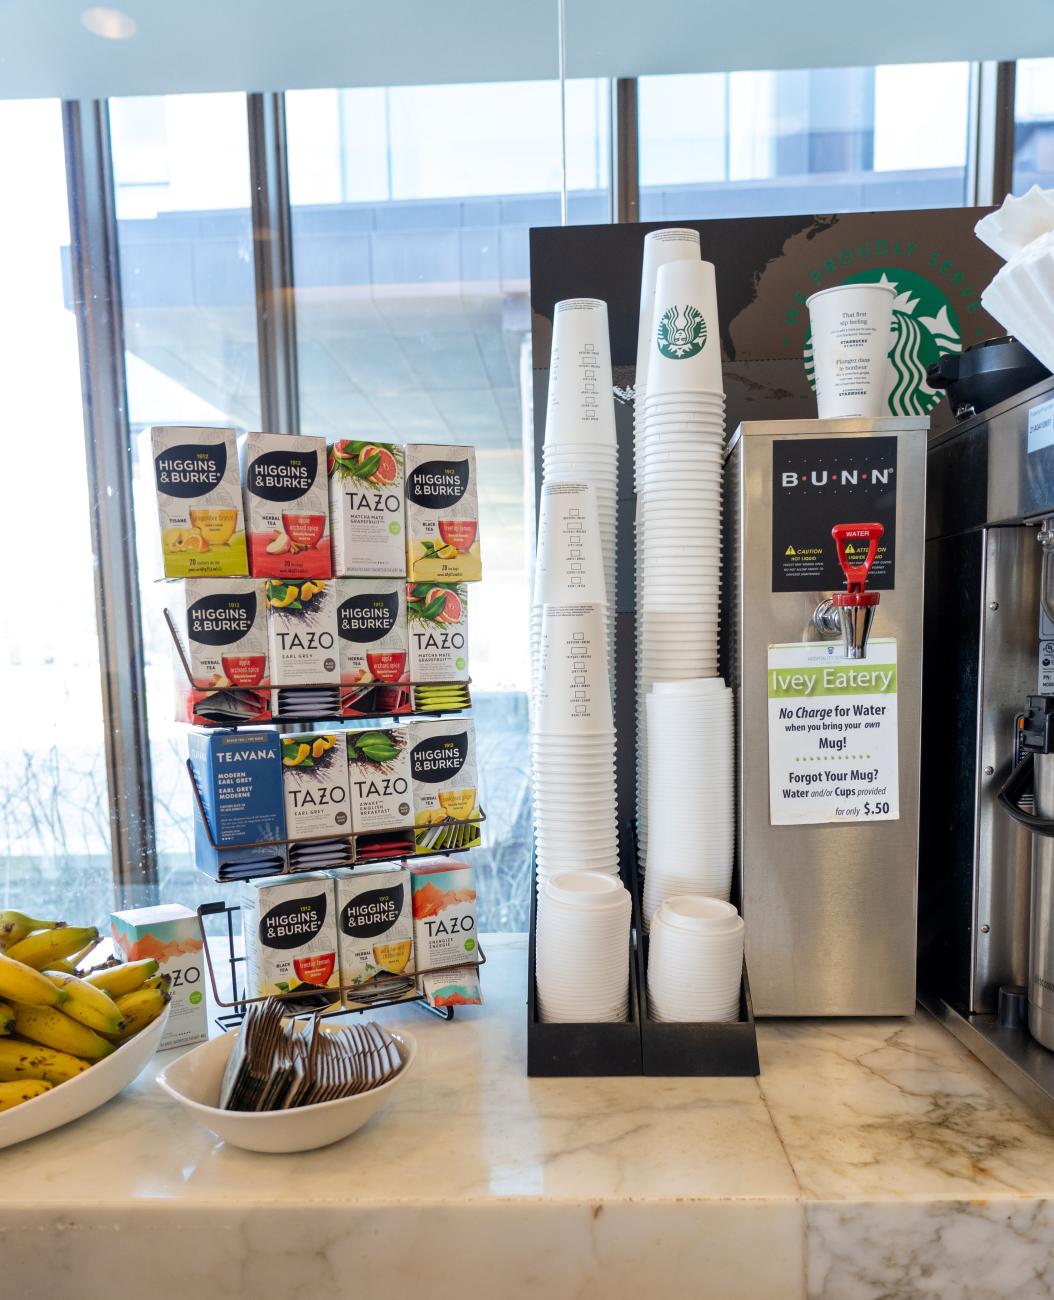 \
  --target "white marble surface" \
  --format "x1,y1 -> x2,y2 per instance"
2,935 -> 1054,1299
